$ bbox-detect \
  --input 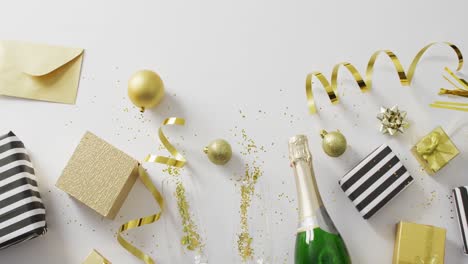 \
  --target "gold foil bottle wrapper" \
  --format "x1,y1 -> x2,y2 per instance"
305,42 -> 464,114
